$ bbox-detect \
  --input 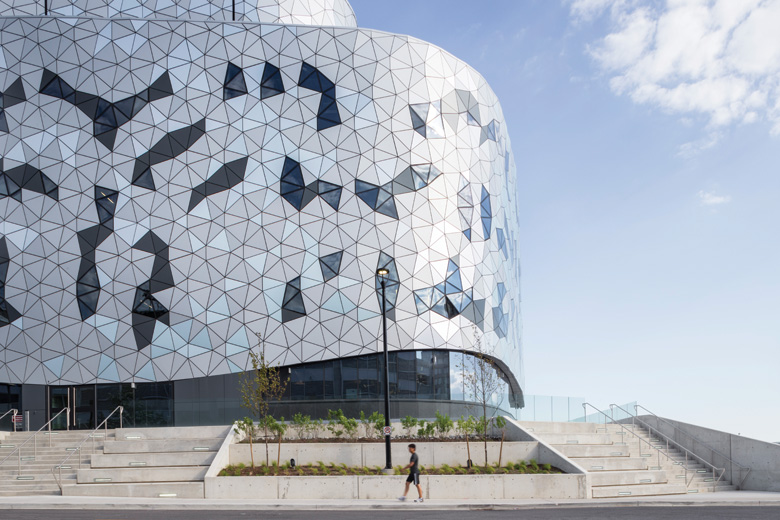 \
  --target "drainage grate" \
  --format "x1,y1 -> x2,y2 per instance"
16,476 -> 34,480
617,491 -> 632,496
